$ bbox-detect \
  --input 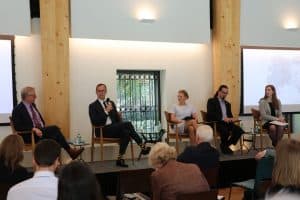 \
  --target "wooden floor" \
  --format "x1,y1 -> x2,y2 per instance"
219,187 -> 245,200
